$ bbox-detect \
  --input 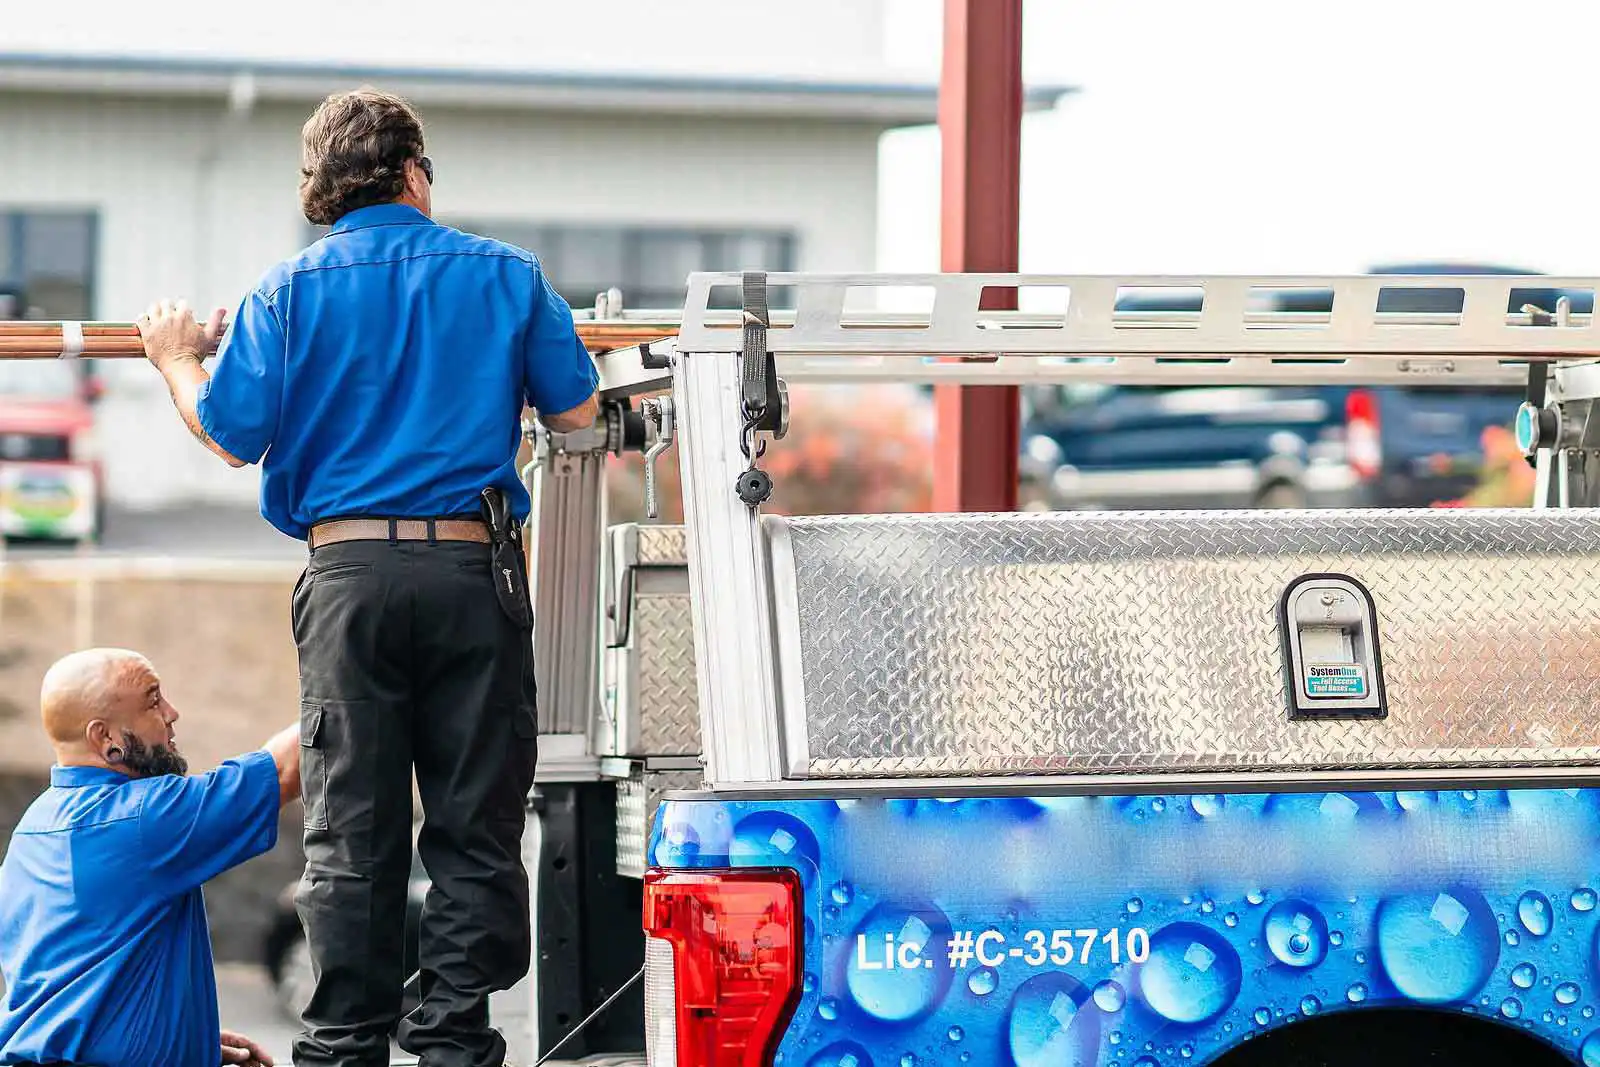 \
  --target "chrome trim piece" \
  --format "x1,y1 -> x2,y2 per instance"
762,516 -> 812,778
